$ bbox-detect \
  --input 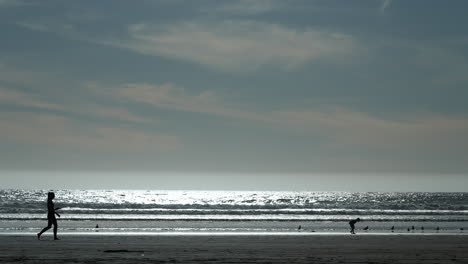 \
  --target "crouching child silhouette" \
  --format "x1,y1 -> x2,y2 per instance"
37,192 -> 61,240
349,218 -> 361,234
